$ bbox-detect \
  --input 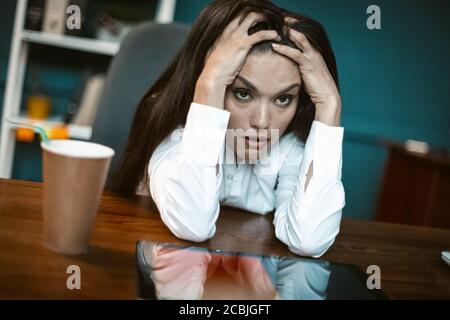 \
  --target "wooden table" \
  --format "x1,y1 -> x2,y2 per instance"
0,179 -> 449,299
